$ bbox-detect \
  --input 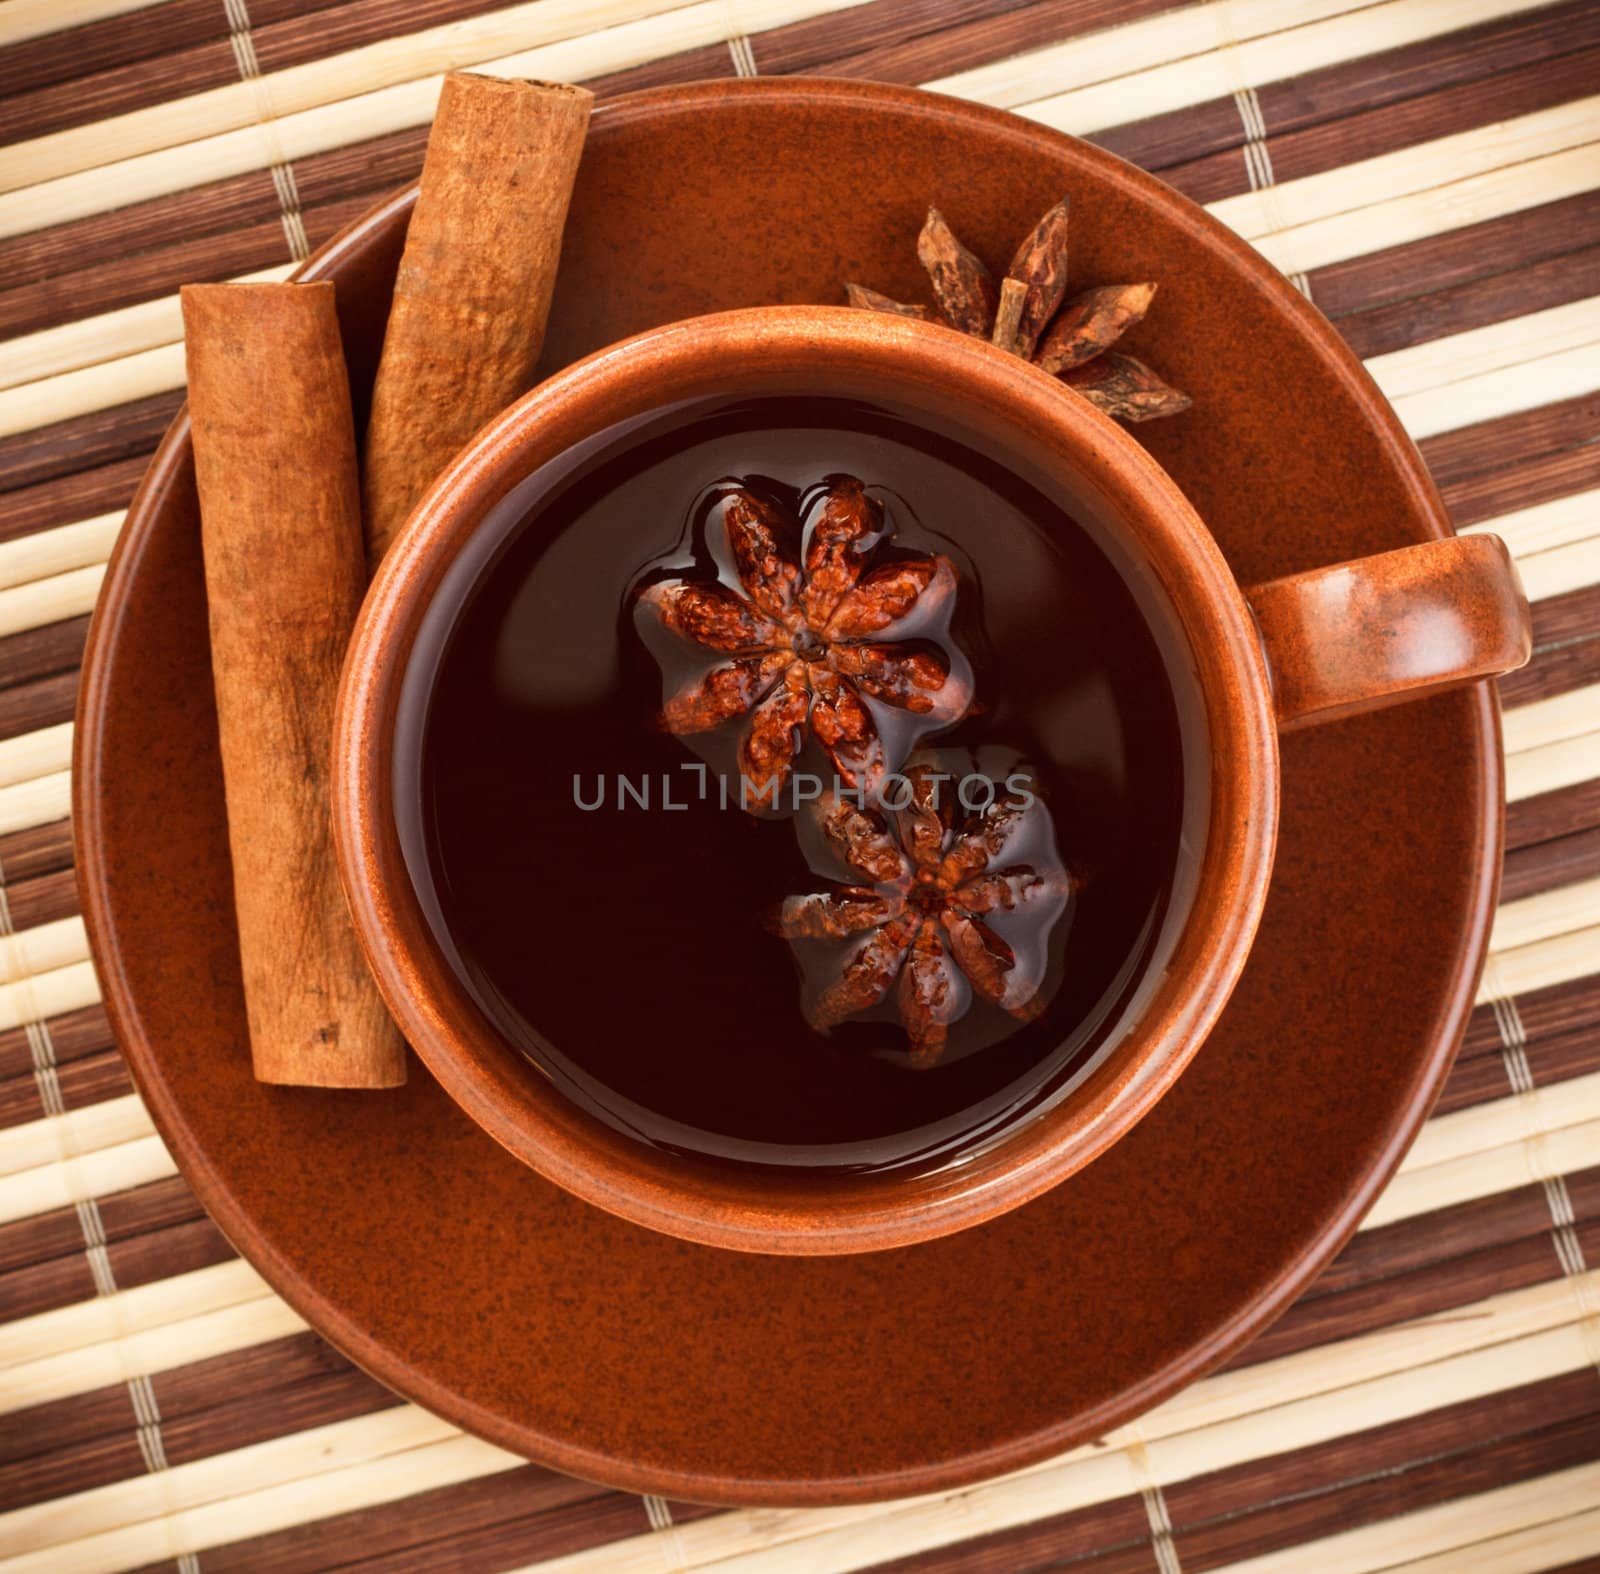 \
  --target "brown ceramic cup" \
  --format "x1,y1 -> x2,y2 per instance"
332,306 -> 1530,1256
